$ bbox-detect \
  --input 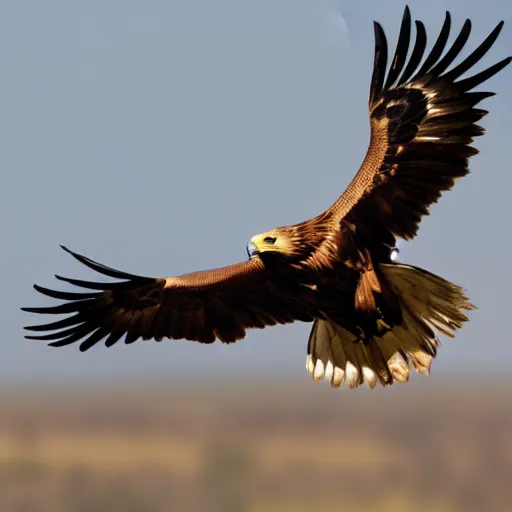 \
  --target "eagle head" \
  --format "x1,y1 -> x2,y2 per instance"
246,229 -> 296,259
